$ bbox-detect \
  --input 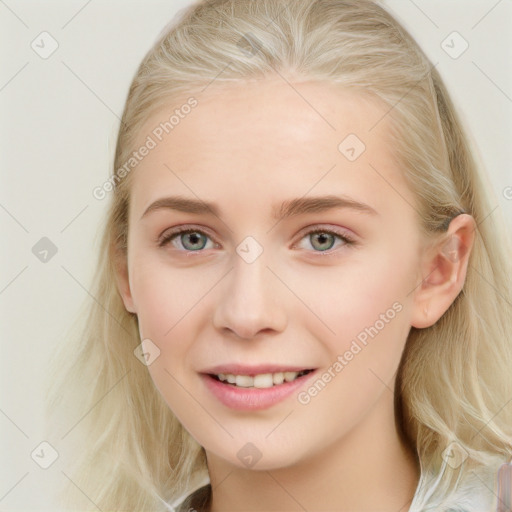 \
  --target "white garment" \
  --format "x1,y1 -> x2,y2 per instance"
159,455 -> 508,512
